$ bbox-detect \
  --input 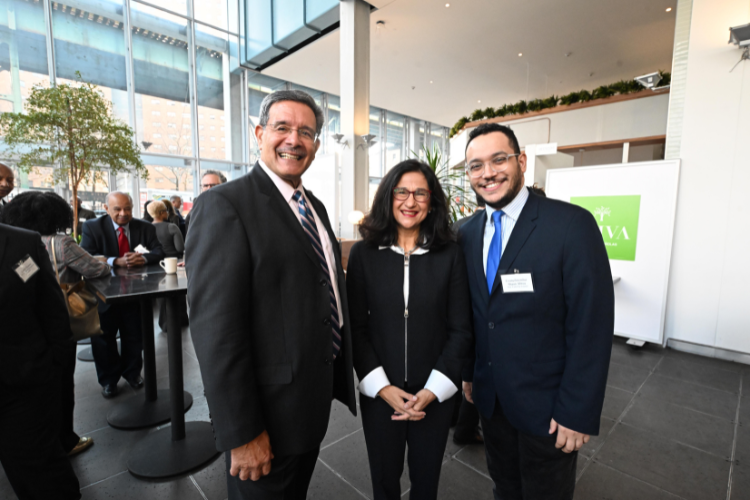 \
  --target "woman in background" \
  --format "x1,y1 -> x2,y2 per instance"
347,159 -> 473,500
1,191 -> 110,457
